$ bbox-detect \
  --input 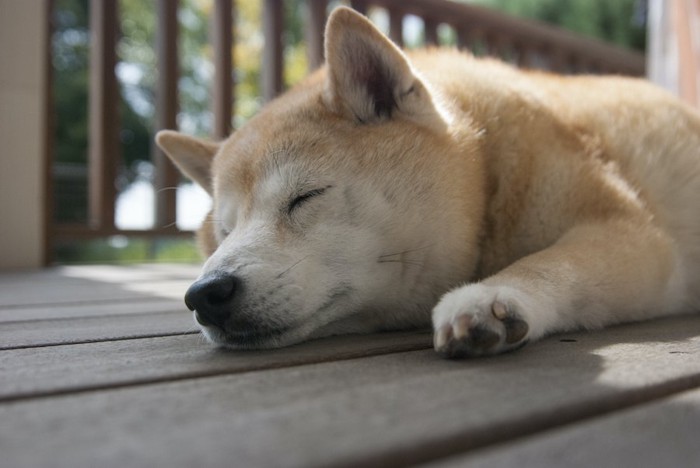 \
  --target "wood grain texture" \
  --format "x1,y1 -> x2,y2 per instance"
0,330 -> 432,401
1,266 -> 699,467
0,311 -> 196,349
0,264 -> 200,307
430,387 -> 700,468
1,316 -> 698,468
0,299 -> 182,323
